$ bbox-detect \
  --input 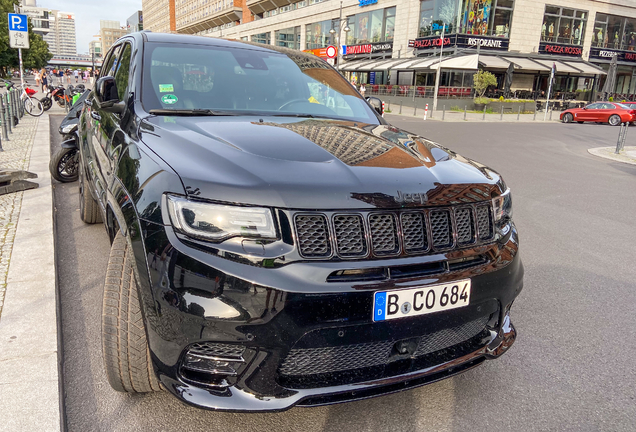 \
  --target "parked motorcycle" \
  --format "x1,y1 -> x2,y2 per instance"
49,90 -> 89,183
